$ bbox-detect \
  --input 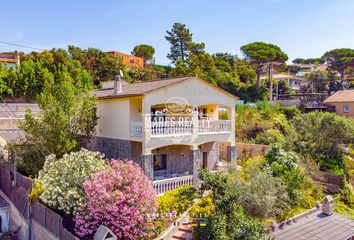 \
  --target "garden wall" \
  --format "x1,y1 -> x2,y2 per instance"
0,163 -> 79,240
235,143 -> 271,160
